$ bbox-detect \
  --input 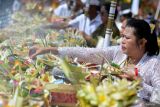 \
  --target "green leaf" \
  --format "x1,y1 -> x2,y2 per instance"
21,88 -> 29,97
110,62 -> 120,69
60,58 -> 89,84
16,96 -> 23,107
